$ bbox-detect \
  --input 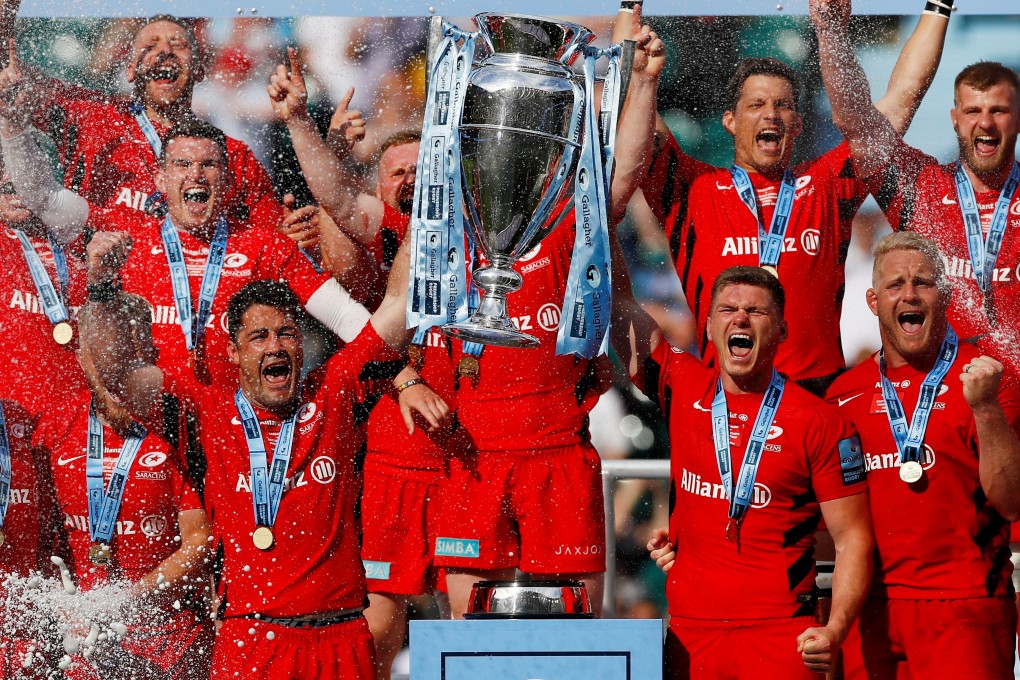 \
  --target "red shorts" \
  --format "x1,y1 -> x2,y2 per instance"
841,596 -> 1016,680
433,442 -> 606,574
665,616 -> 822,680
211,616 -> 376,680
361,460 -> 443,596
